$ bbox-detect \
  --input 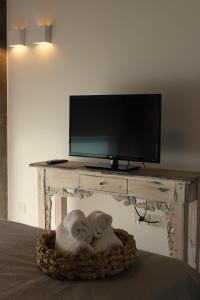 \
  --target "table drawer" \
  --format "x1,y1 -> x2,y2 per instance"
128,179 -> 175,202
46,169 -> 79,188
79,175 -> 127,194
